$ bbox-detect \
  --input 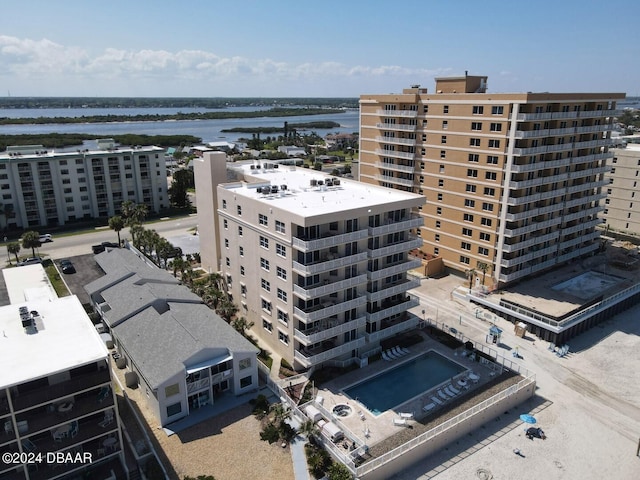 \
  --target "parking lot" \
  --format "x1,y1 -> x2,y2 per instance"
56,253 -> 106,307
